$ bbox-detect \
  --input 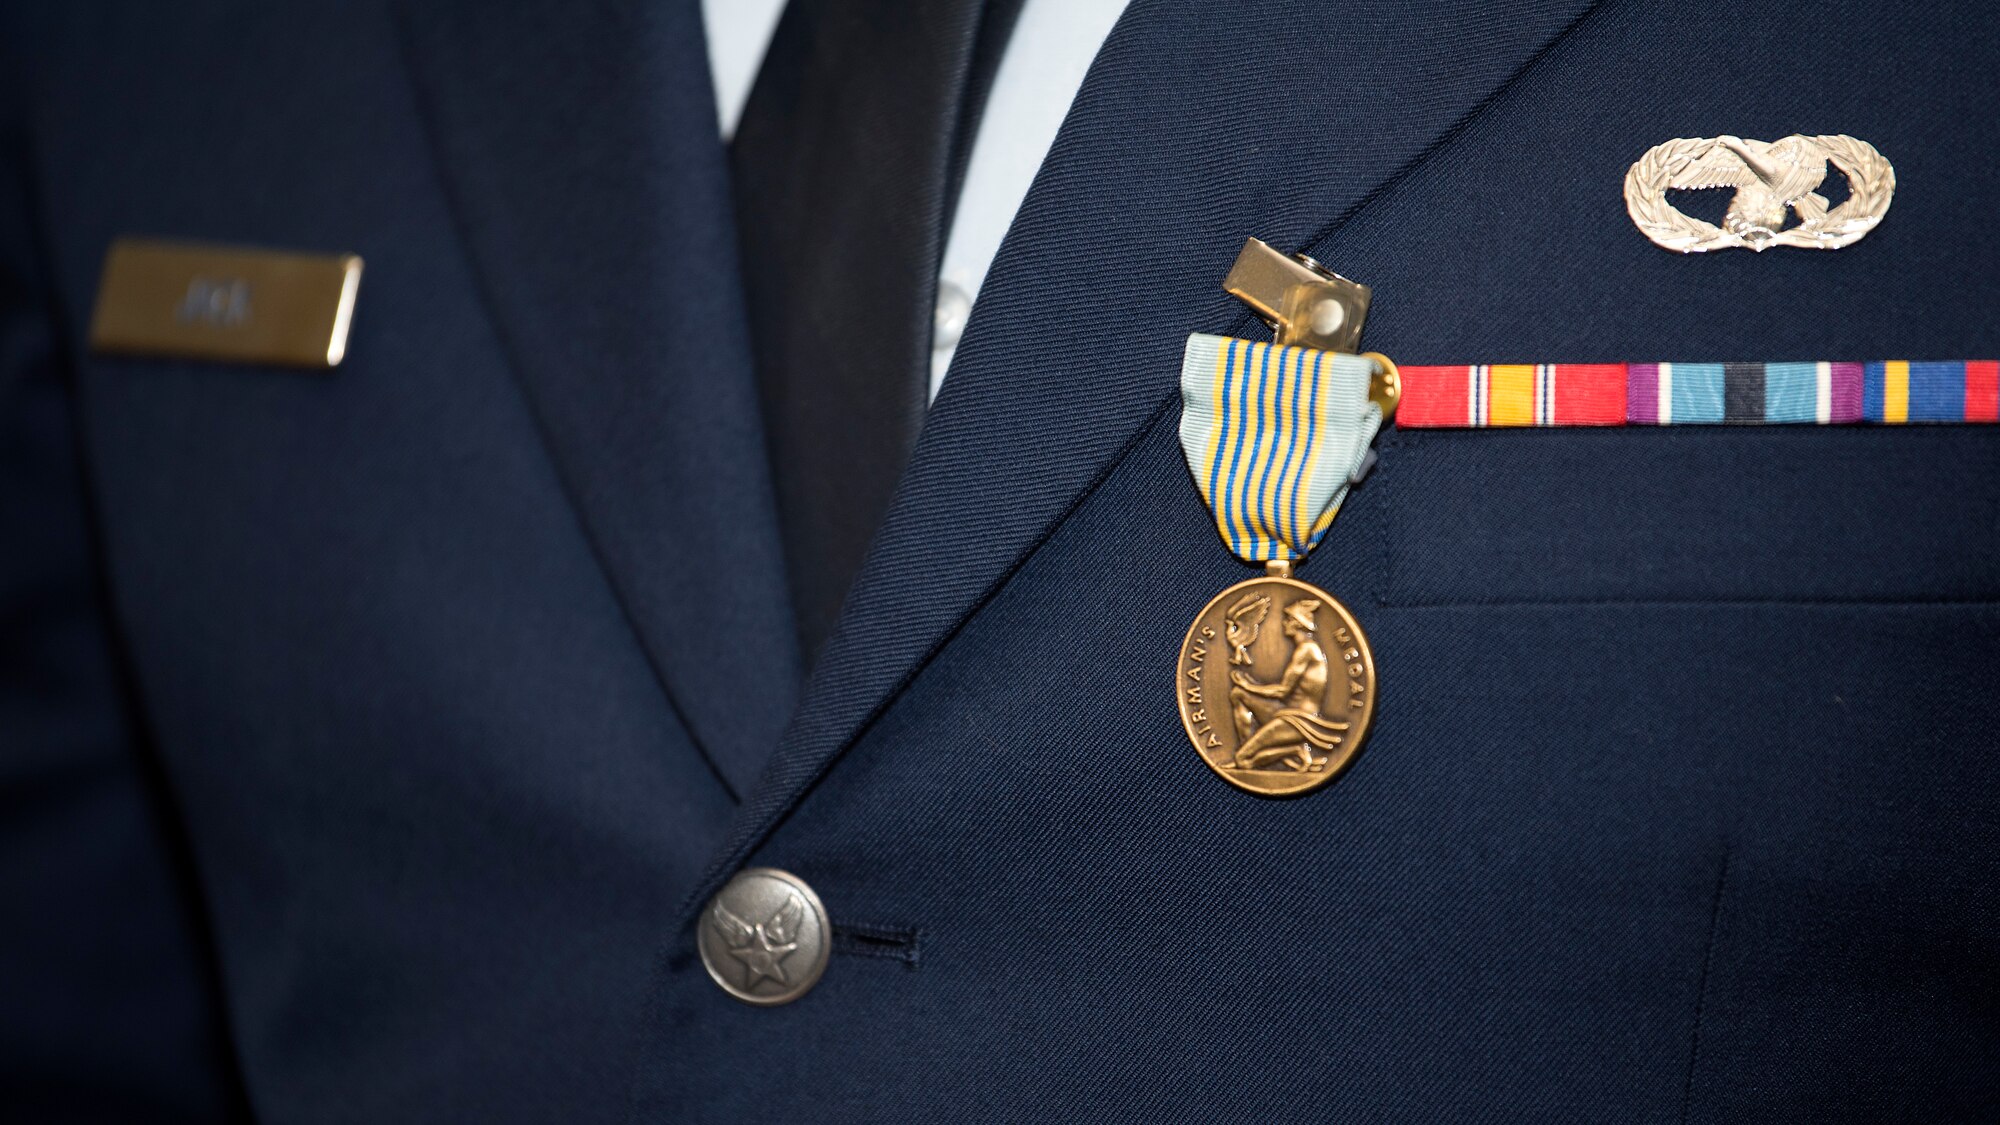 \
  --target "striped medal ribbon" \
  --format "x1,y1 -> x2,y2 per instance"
1395,359 -> 2000,427
1176,334 -> 1387,561
1172,335 -> 1390,799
